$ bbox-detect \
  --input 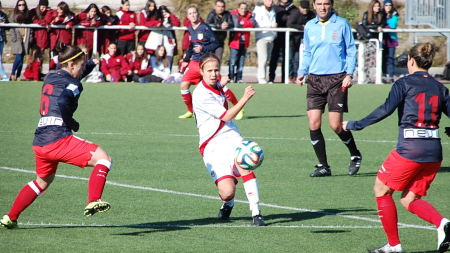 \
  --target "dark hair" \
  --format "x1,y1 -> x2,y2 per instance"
409,43 -> 436,70
384,2 -> 399,19
35,4 -> 47,20
367,0 -> 382,25
12,0 -> 30,23
158,5 -> 171,24
83,3 -> 100,15
101,5 -> 111,13
57,45 -> 85,68
199,52 -> 220,70
135,44 -> 148,60
215,0 -> 225,5
57,1 -> 71,17
313,0 -> 334,5
121,0 -> 129,5
238,2 -> 247,8
144,0 -> 159,21
26,46 -> 42,69
155,45 -> 168,68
